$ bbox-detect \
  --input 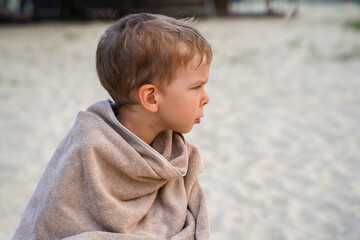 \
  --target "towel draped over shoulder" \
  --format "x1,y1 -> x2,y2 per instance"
13,100 -> 209,240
